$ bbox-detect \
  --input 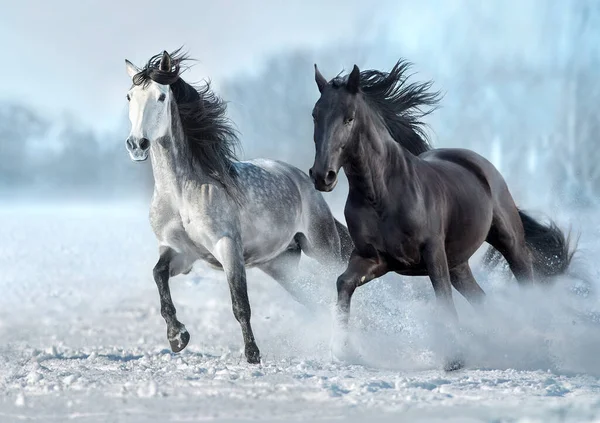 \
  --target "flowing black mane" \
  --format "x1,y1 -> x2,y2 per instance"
338,60 -> 441,156
132,49 -> 241,190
